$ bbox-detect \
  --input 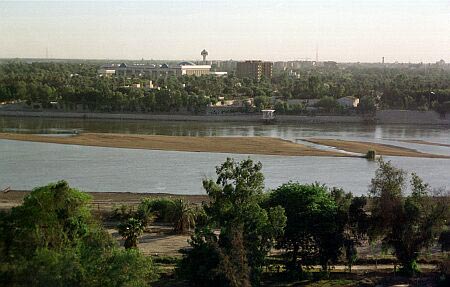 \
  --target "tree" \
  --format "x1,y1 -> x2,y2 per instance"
317,96 -> 340,113
167,199 -> 196,234
0,181 -> 158,286
368,159 -> 405,239
358,96 -> 376,114
118,218 -> 144,249
179,158 -> 286,286
368,160 -> 449,275
266,182 -> 341,274
330,188 -> 369,272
